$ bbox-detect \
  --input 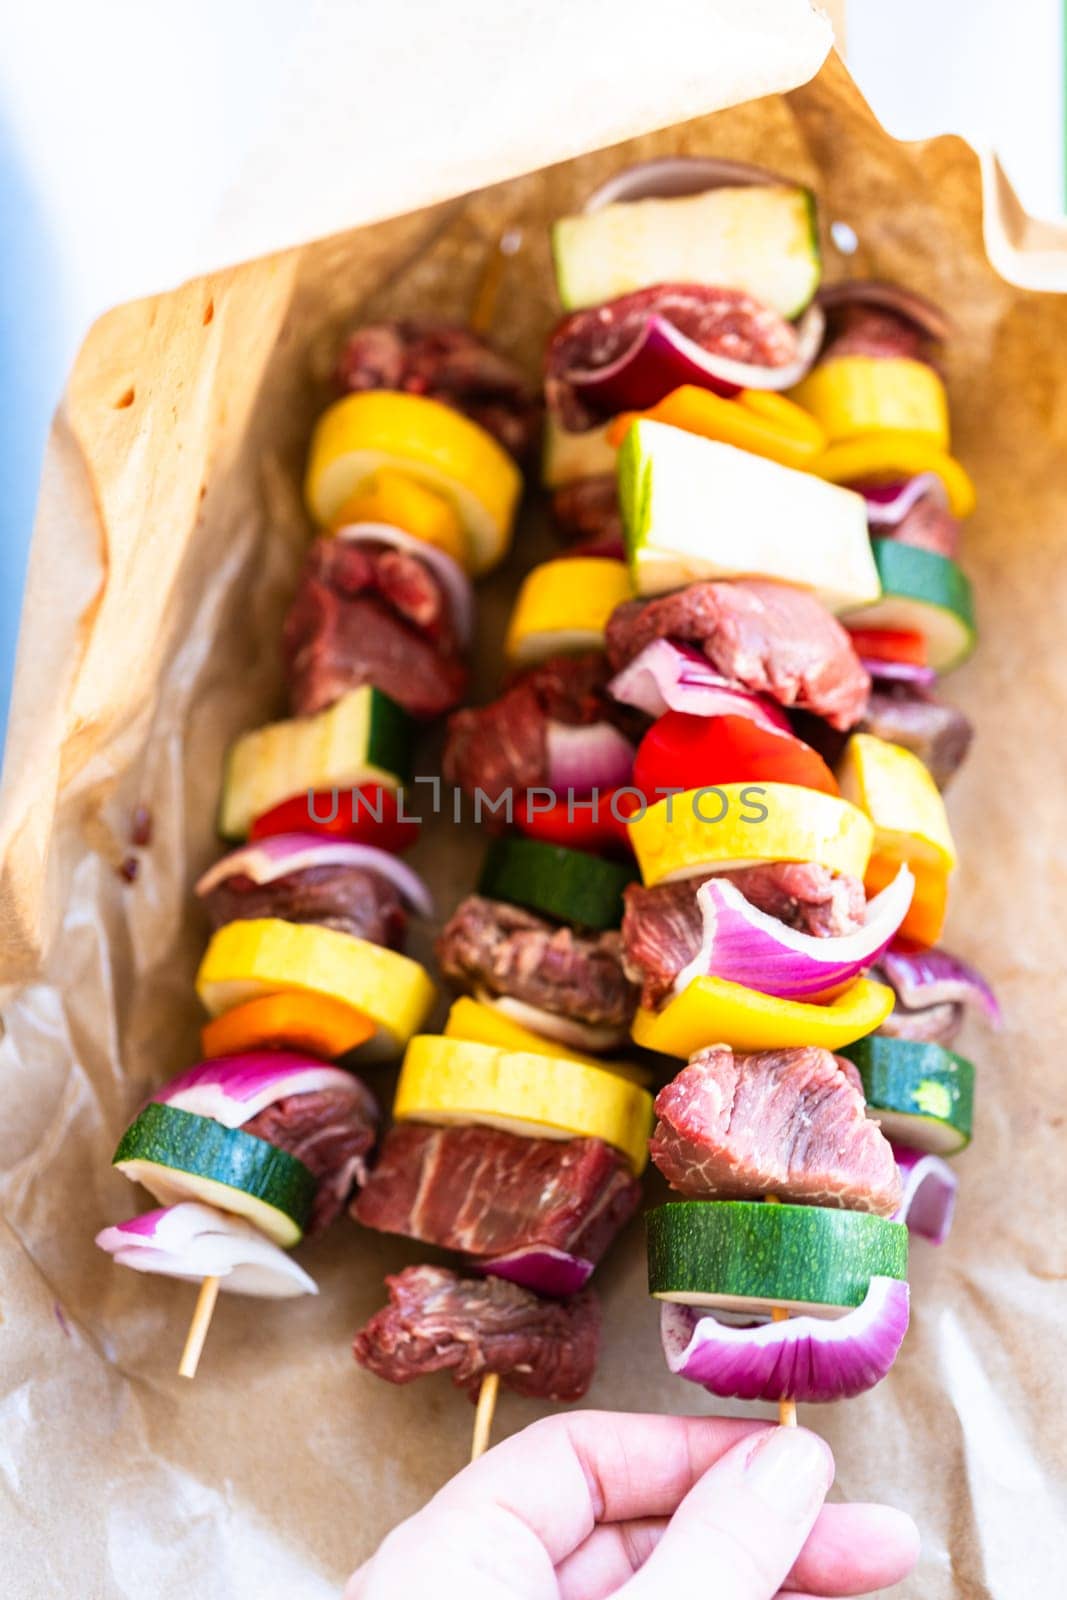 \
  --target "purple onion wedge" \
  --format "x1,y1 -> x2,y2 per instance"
478,1245 -> 595,1298
892,1144 -> 959,1246
661,1276 -> 910,1402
